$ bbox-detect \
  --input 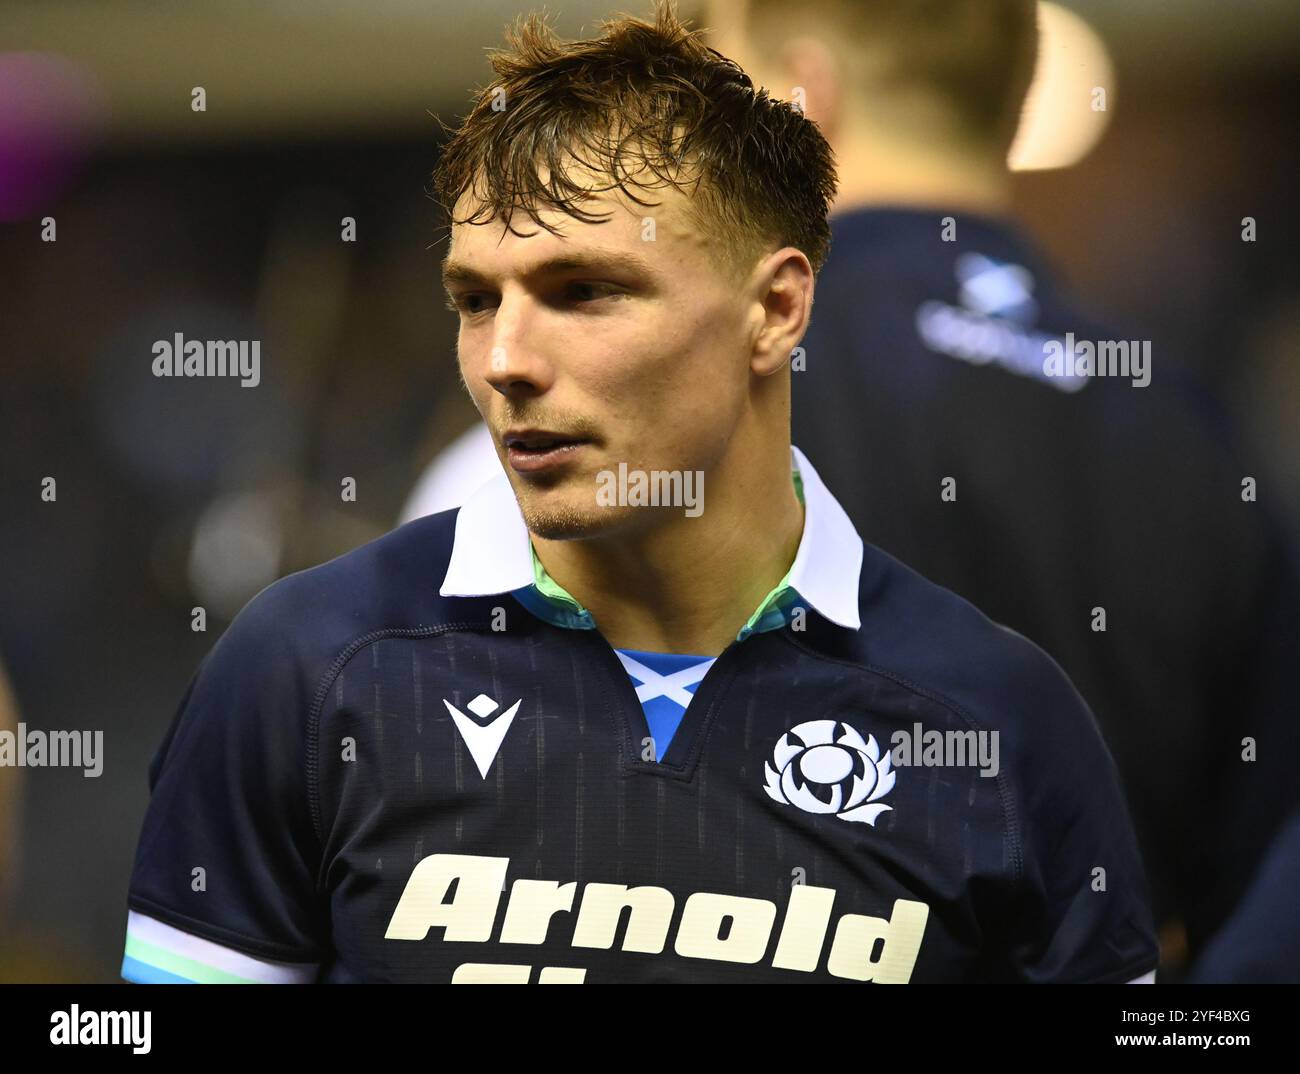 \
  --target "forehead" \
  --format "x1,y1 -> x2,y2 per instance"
443,171 -> 714,282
